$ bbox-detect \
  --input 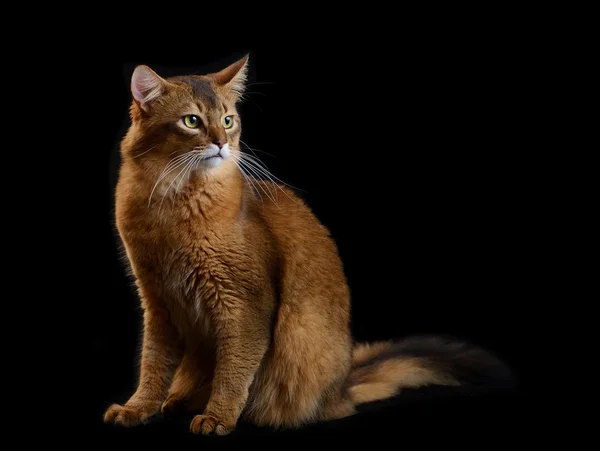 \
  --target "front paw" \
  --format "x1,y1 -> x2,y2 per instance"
190,414 -> 234,436
103,402 -> 159,427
